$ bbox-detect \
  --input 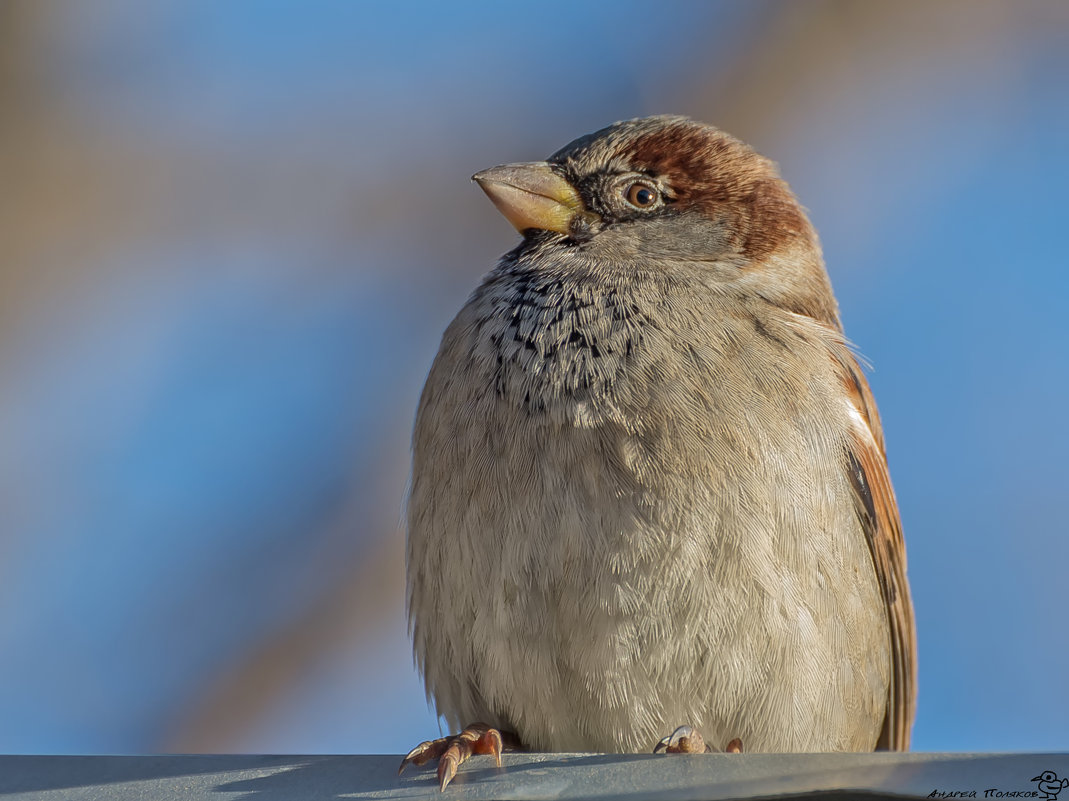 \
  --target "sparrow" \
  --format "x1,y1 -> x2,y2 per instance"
402,115 -> 916,790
